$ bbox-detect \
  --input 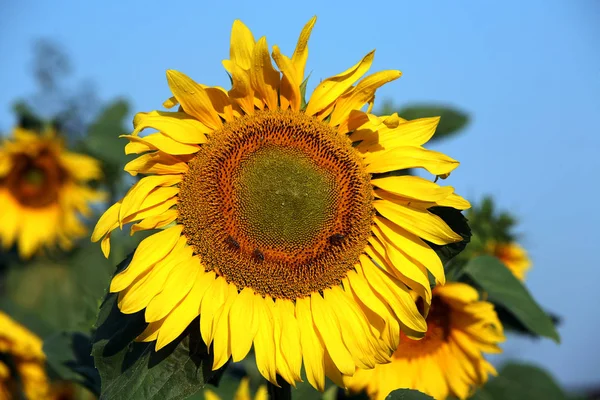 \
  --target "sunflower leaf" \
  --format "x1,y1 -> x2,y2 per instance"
461,255 -> 560,342
385,388 -> 435,399
91,256 -> 221,400
43,331 -> 100,396
472,363 -> 567,400
426,206 -> 471,266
